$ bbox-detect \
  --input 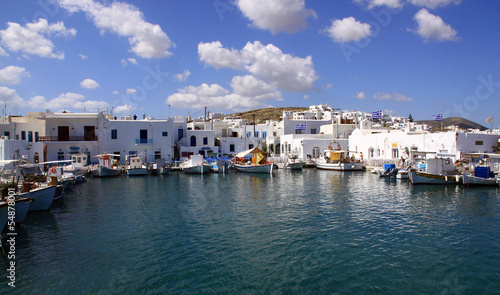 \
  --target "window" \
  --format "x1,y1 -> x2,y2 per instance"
392,149 -> 398,159
295,129 -> 304,134
311,128 -> 317,134
230,144 -> 235,152
254,131 -> 259,137
21,131 -> 26,140
190,136 -> 196,147
249,144 -> 254,149
246,132 -> 251,138
57,151 -> 64,160
162,131 -> 168,137
475,141 -> 483,145
28,131 -> 33,142
203,137 -> 208,145
129,151 -> 137,156
34,132 -> 39,142
111,129 -> 117,139
262,131 -> 267,138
